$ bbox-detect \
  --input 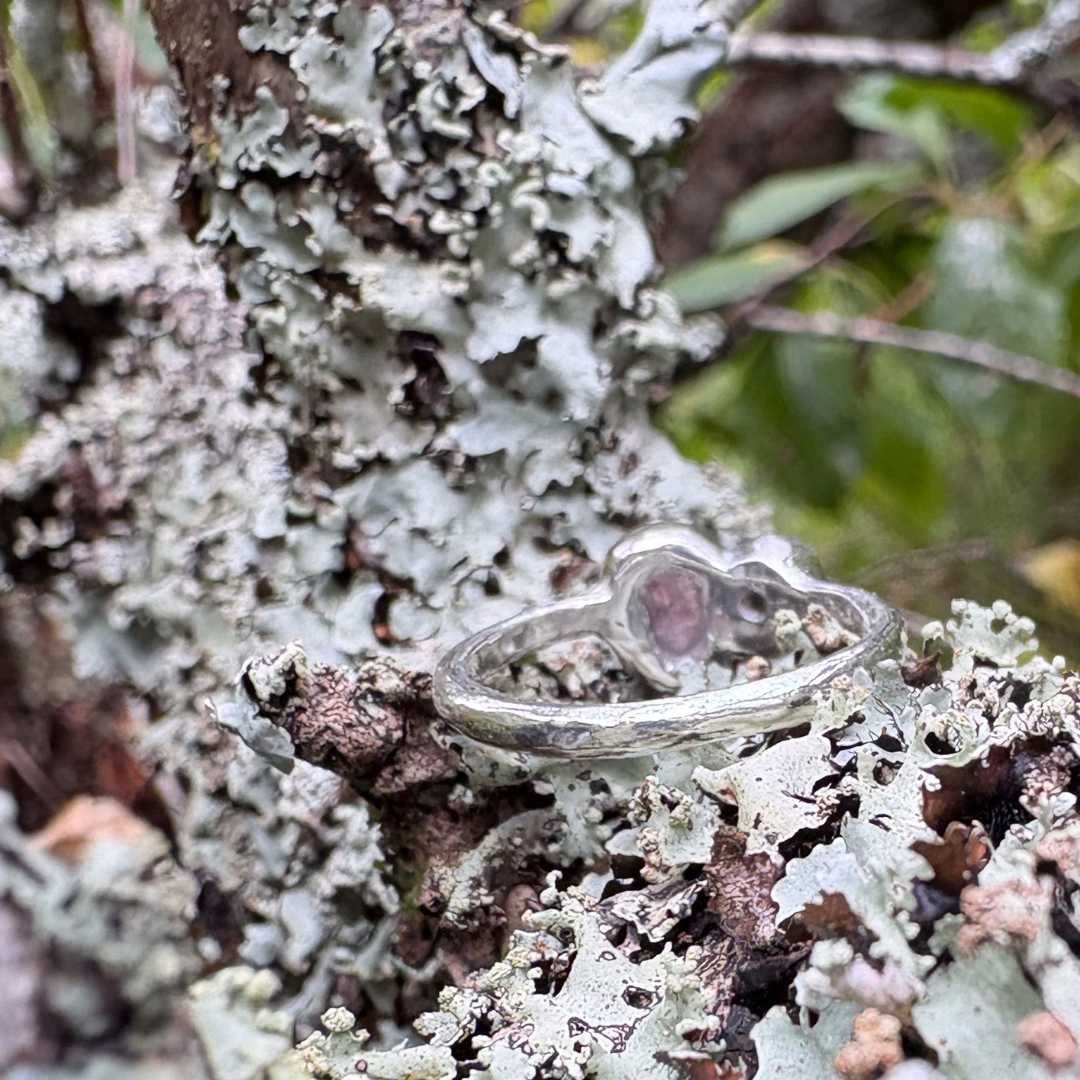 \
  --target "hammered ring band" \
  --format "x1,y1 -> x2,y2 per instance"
433,524 -> 902,759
